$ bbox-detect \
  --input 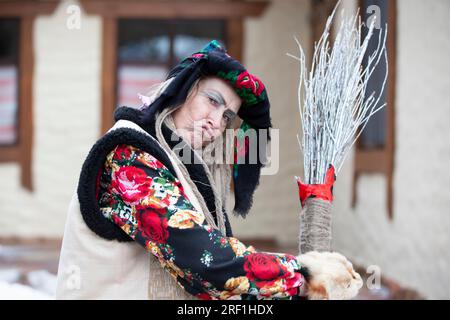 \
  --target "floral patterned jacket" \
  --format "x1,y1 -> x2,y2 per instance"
97,143 -> 305,300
